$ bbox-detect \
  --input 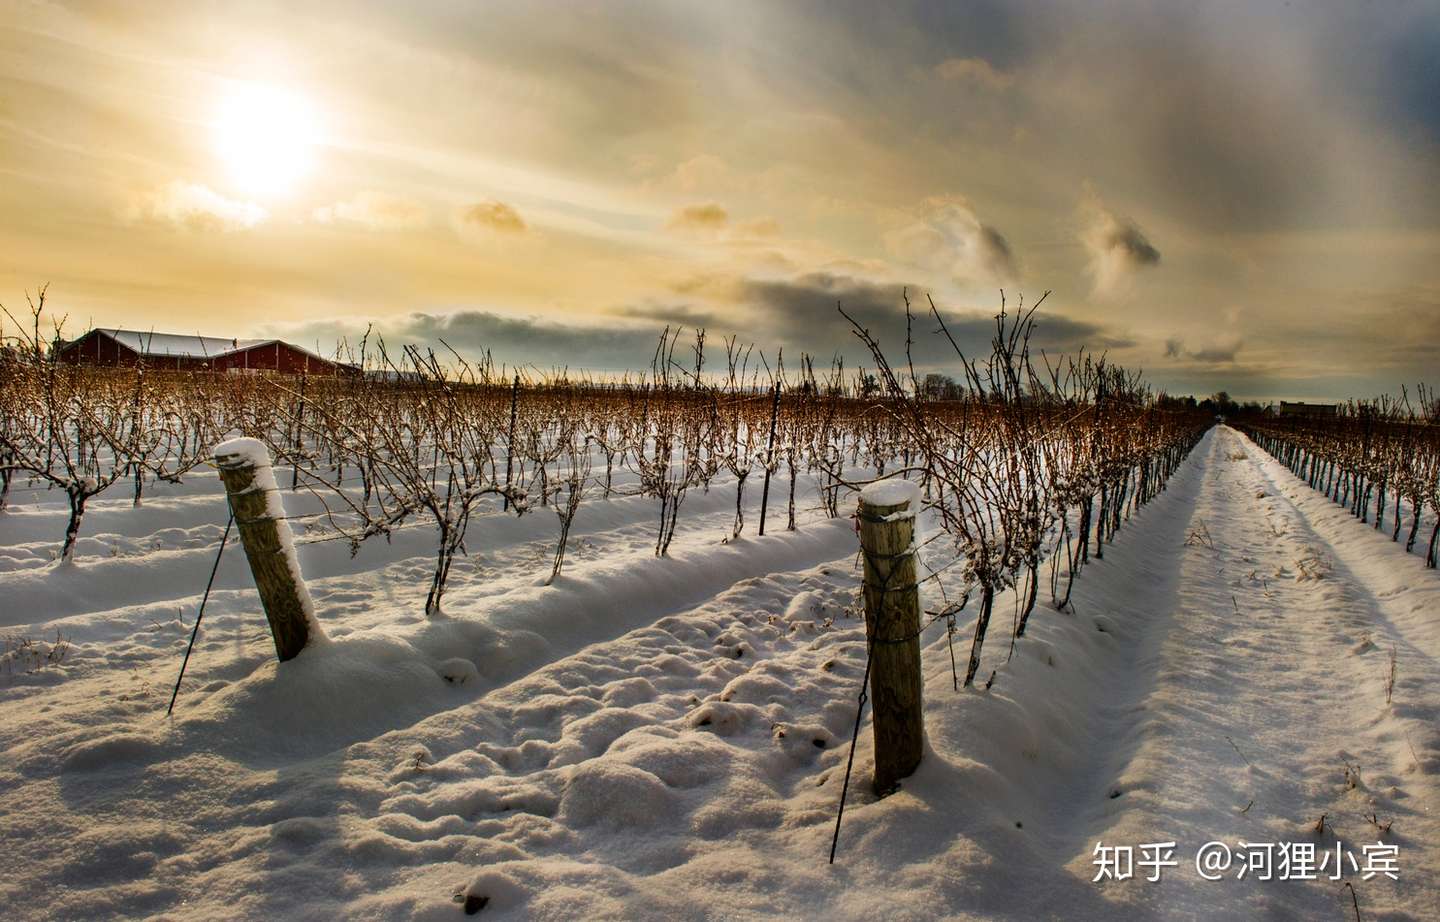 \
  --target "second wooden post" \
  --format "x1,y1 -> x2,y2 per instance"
858,480 -> 924,795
